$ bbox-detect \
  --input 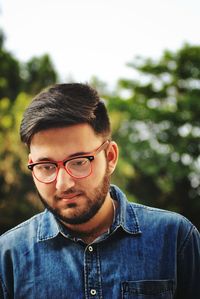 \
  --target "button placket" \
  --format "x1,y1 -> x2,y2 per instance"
84,244 -> 102,298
